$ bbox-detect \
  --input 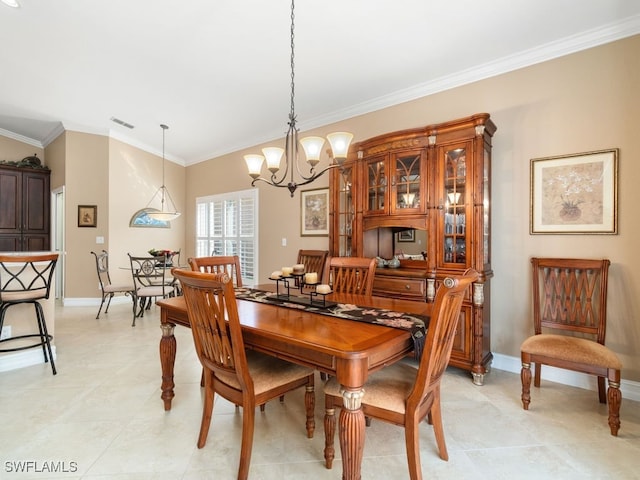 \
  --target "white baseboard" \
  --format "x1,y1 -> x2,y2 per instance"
0,346 -> 57,372
491,353 -> 640,402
